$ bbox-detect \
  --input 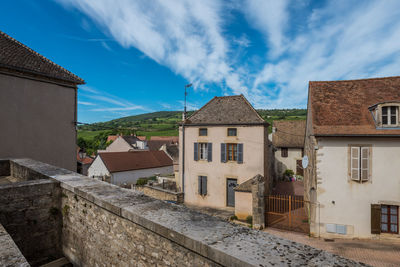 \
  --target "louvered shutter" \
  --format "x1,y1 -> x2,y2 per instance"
221,143 -> 226,163
207,143 -> 212,162
202,176 -> 207,195
371,204 -> 381,234
198,176 -> 202,194
194,143 -> 198,161
350,147 -> 360,181
361,147 -> 369,182
237,143 -> 243,164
